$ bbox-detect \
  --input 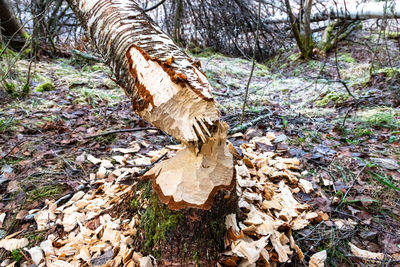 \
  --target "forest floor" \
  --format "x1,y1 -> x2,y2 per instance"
0,28 -> 399,266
